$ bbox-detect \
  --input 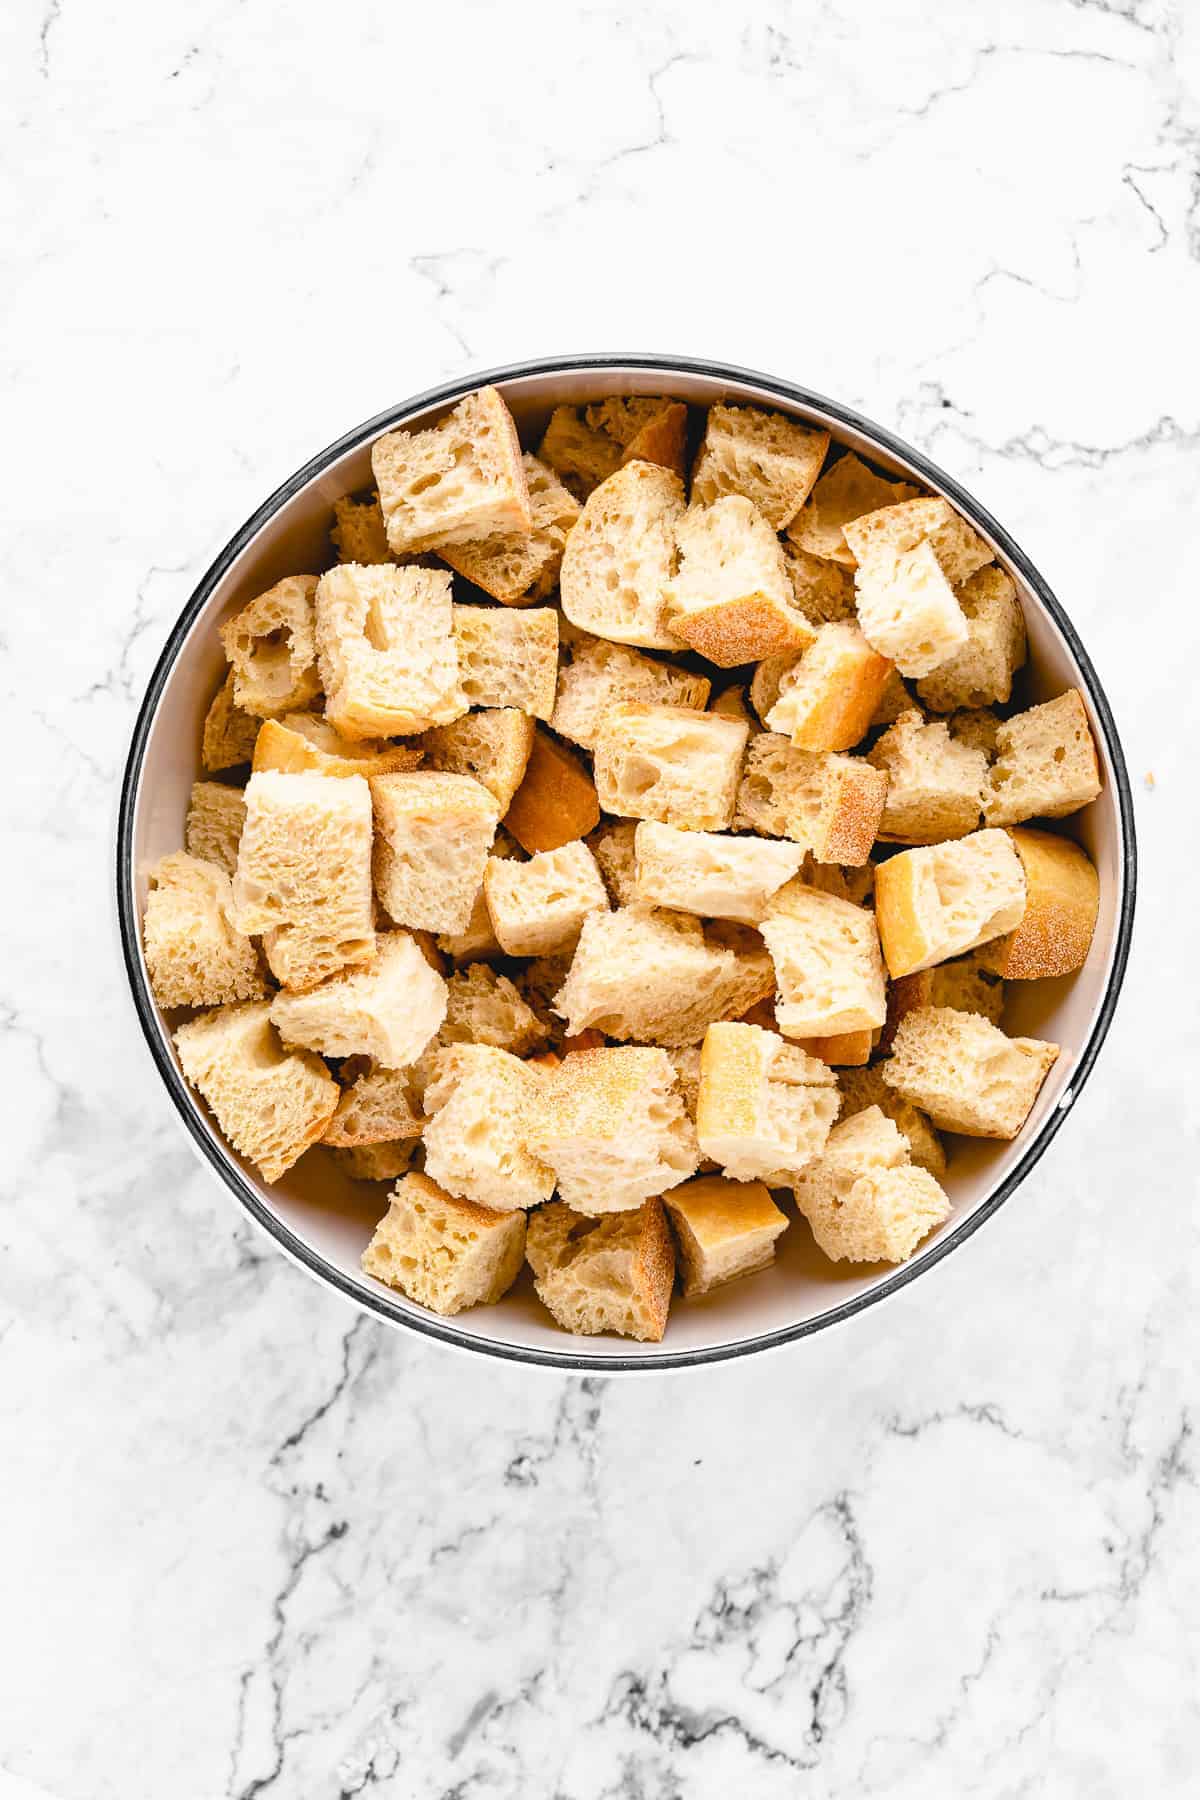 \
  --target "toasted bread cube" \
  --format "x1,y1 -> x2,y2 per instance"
985,689 -> 1103,826
335,1141 -> 416,1182
436,884 -> 503,963
143,851 -> 266,1009
883,1008 -> 1060,1138
361,1171 -> 526,1314
438,962 -> 548,1058
588,819 -> 640,906
977,828 -> 1099,979
202,671 -> 259,772
791,1106 -> 950,1263
793,1028 -> 877,1067
174,1001 -> 338,1181
439,455 -> 580,604
871,668 -> 915,727
764,622 -> 893,752
422,1044 -> 554,1211
371,385 -> 531,556
538,397 -> 687,500
735,735 -> 887,864
916,567 -> 1027,711
786,453 -> 921,567
874,829 -> 1026,979
504,725 -> 601,853
331,490 -> 393,565
371,772 -> 499,936
633,821 -> 804,923
536,406 -> 623,498
417,707 -> 534,813
691,404 -> 830,528
452,604 -> 559,719
697,1021 -> 839,1181
315,563 -> 465,739
252,714 -> 422,782
527,1199 -> 675,1341
594,704 -> 749,831
530,1046 -> 698,1214
843,497 -> 993,587
270,931 -> 447,1069
710,683 -> 755,724
664,1176 -> 789,1297
663,497 -> 817,666
185,781 -> 247,876
948,707 -> 1002,757
219,575 -> 321,718
664,1044 -> 703,1123
760,881 -> 886,1040
836,1068 -> 946,1177
551,631 -> 710,751
852,539 -> 969,679
323,1065 -> 423,1147
484,840 -> 607,957
867,709 -> 988,843
559,461 -> 687,649
232,770 -> 374,991
884,949 -> 1006,1047
781,543 -> 857,624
